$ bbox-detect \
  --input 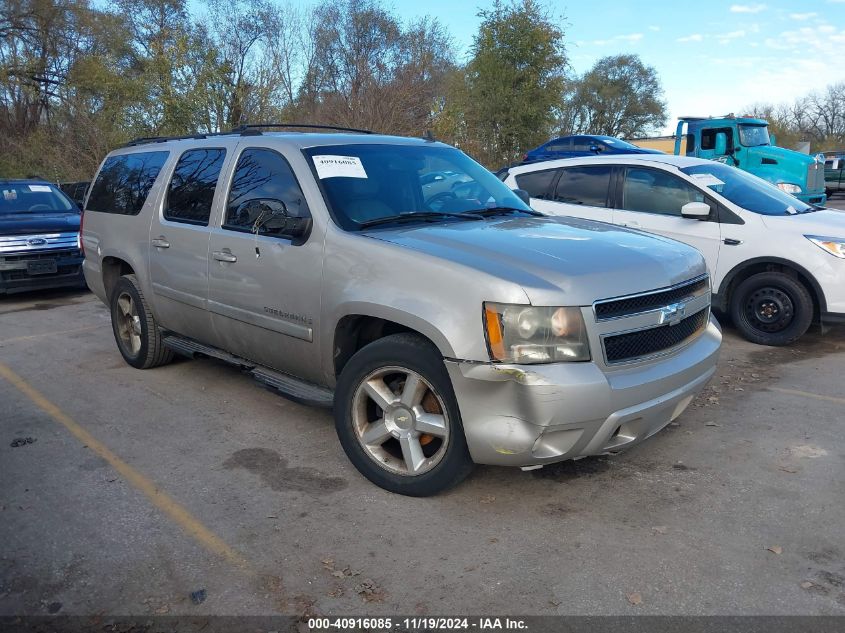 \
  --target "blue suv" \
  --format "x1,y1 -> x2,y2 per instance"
522,135 -> 662,163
